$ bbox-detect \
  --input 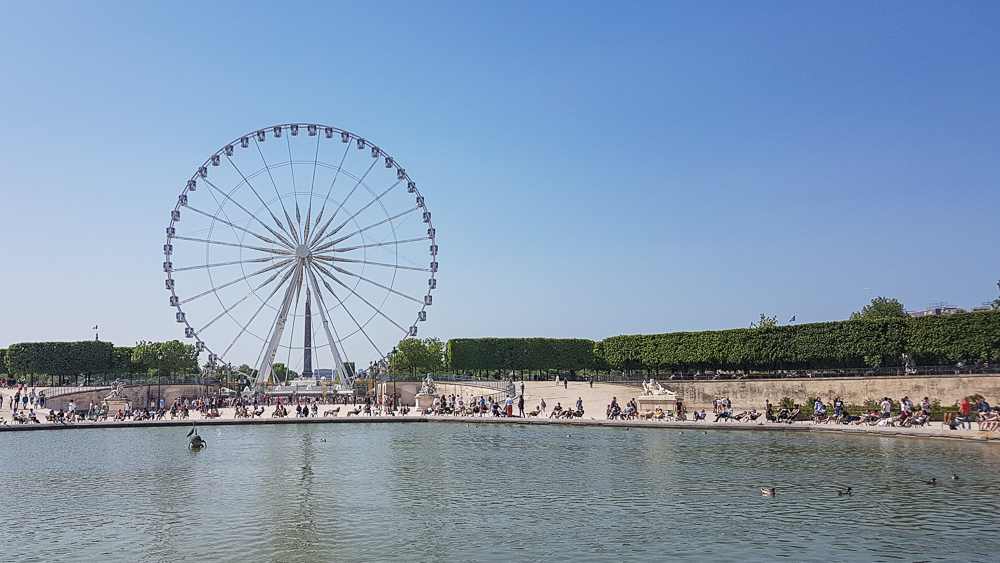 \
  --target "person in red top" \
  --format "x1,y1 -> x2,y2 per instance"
959,398 -> 973,430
